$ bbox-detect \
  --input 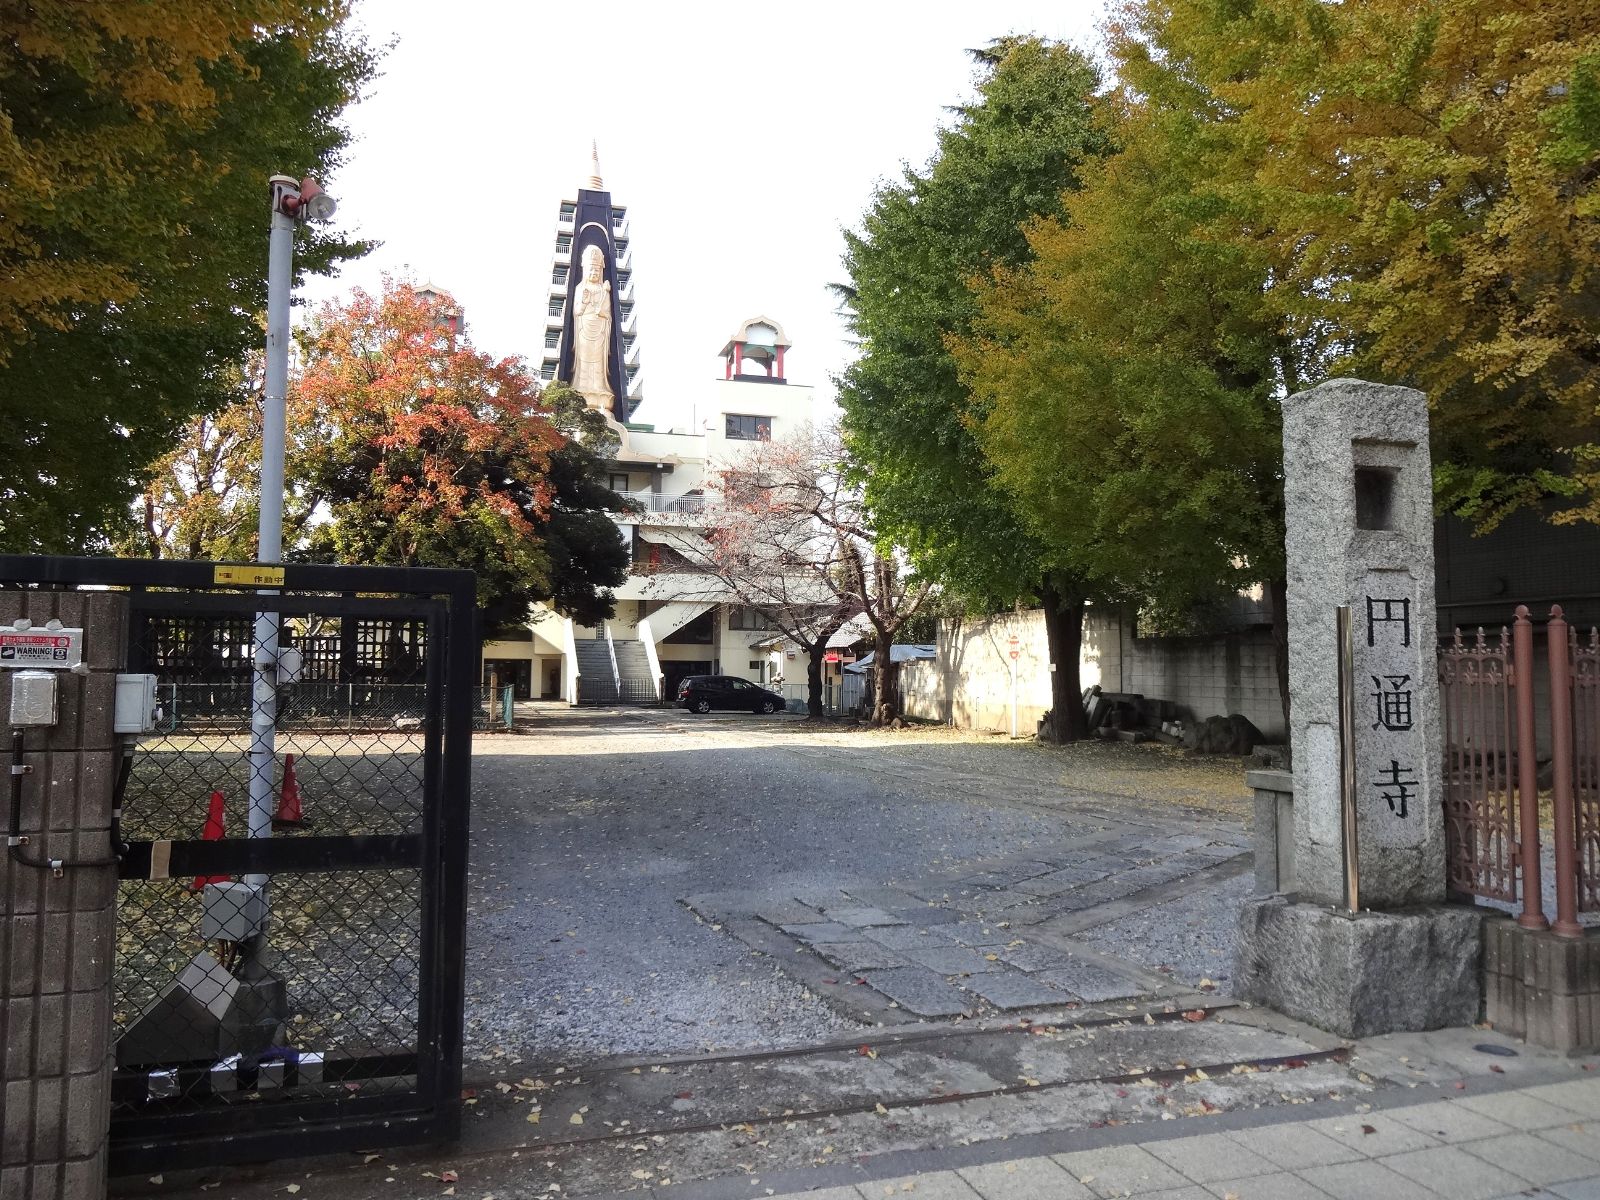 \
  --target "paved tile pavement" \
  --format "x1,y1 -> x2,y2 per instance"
688,826 -> 1251,1022
768,1076 -> 1600,1199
